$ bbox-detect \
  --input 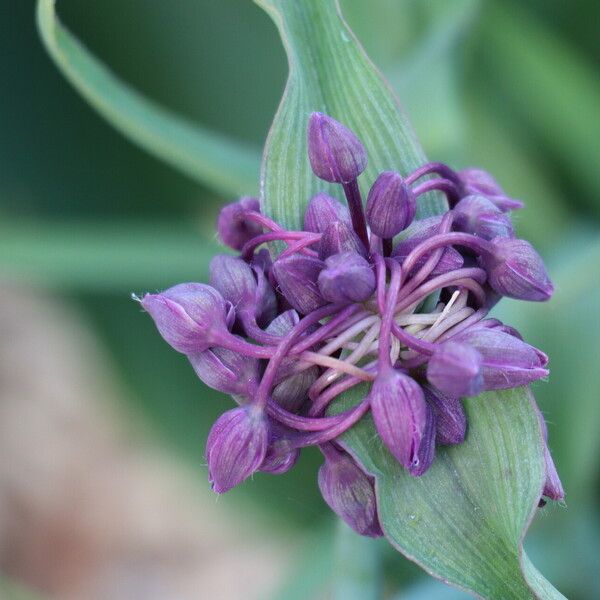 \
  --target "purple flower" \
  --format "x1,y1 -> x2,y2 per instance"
481,237 -> 554,301
206,405 -> 269,493
217,196 -> 263,251
319,220 -> 367,259
453,195 -> 514,240
140,283 -> 232,354
392,216 -> 464,275
452,327 -> 548,390
188,343 -> 260,397
366,171 -> 416,238
318,251 -> 375,304
307,112 -> 367,184
423,385 -> 467,446
318,444 -> 382,537
260,427 -> 300,475
304,192 -> 351,233
210,254 -> 277,332
426,341 -> 484,397
369,369 -> 431,473
272,254 -> 326,315
138,113 -> 560,520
